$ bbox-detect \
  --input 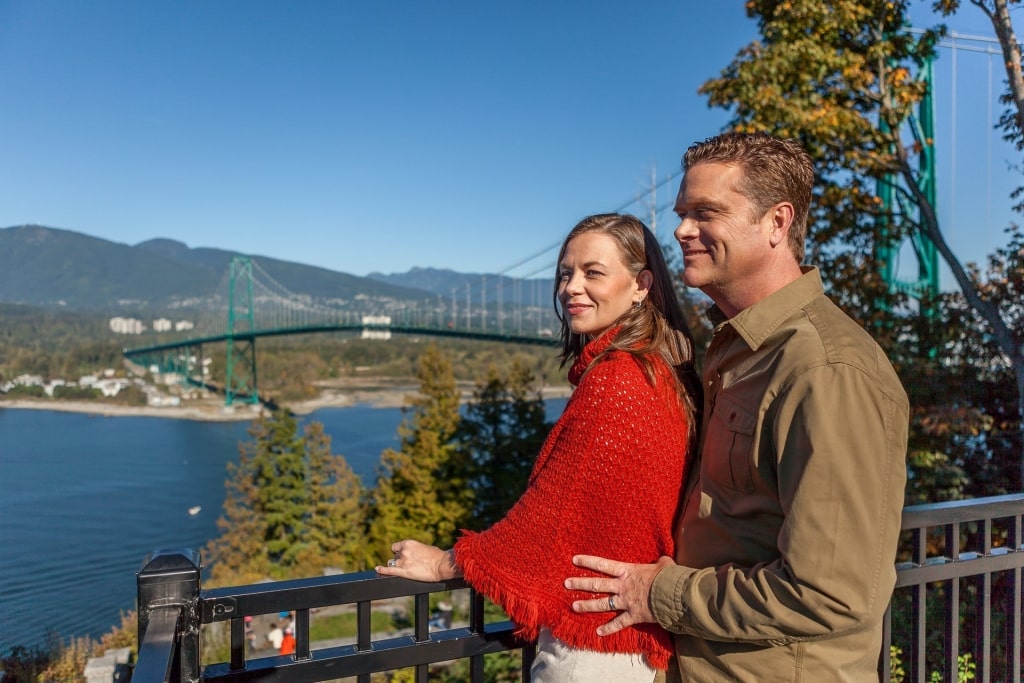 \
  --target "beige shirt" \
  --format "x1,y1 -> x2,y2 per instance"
651,267 -> 909,682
